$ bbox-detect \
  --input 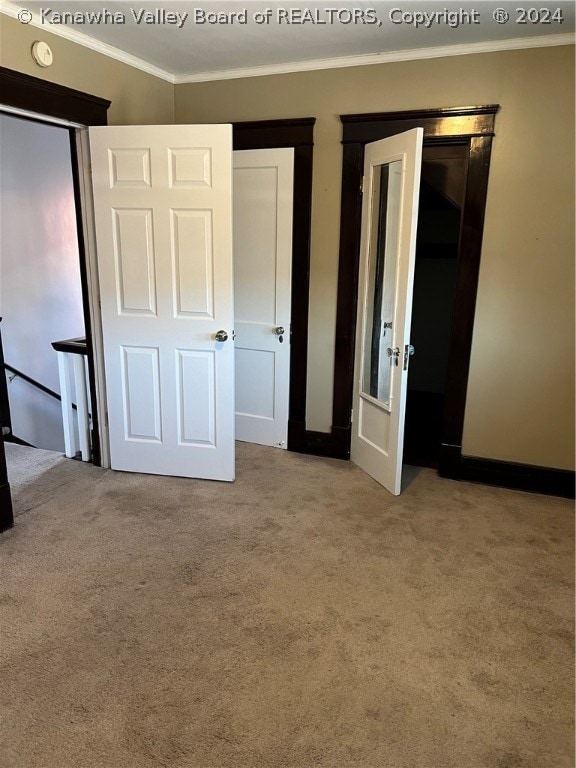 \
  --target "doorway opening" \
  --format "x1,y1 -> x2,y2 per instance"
0,67 -> 113,471
335,106 -> 498,480
0,112 -> 86,454
232,119 -> 315,455
233,147 -> 294,450
403,144 -> 468,468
